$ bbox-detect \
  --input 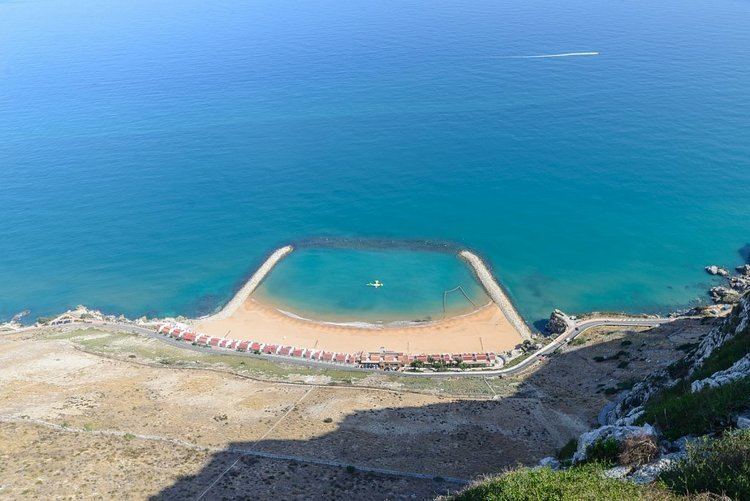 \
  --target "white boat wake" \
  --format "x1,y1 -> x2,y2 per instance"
502,51 -> 599,59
